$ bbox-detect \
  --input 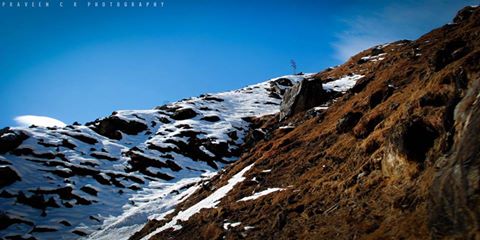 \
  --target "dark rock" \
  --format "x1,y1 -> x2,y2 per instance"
371,46 -> 385,56
175,124 -> 192,129
72,229 -> 88,236
203,96 -> 224,102
80,185 -> 98,196
157,117 -> 171,124
30,226 -> 58,233
273,78 -> 294,87
419,92 -> 450,107
16,192 -> 48,210
0,128 -> 28,154
269,78 -> 294,97
59,220 -> 72,226
201,115 -> 221,122
429,80 -> 480,239
369,86 -> 395,109
453,6 -> 477,23
0,190 -> 15,198
252,129 -> 266,141
63,132 -> 98,145
336,112 -> 363,133
165,160 -> 182,171
89,215 -> 101,222
430,39 -> 468,71
280,79 -> 332,120
351,76 -> 373,93
128,184 -> 141,190
227,131 -> 238,141
90,152 -> 117,161
357,58 -> 368,64
12,148 -> 56,159
0,212 -> 33,231
353,114 -> 384,139
0,166 -> 21,188
171,108 -> 197,120
126,151 -> 180,176
175,130 -> 203,139
91,116 -> 148,140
